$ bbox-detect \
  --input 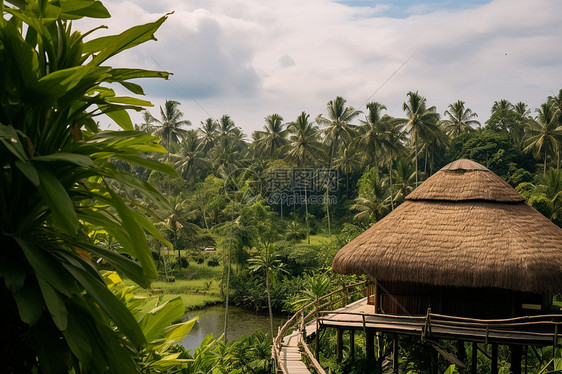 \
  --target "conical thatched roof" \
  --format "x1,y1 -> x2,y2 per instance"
332,159 -> 562,293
